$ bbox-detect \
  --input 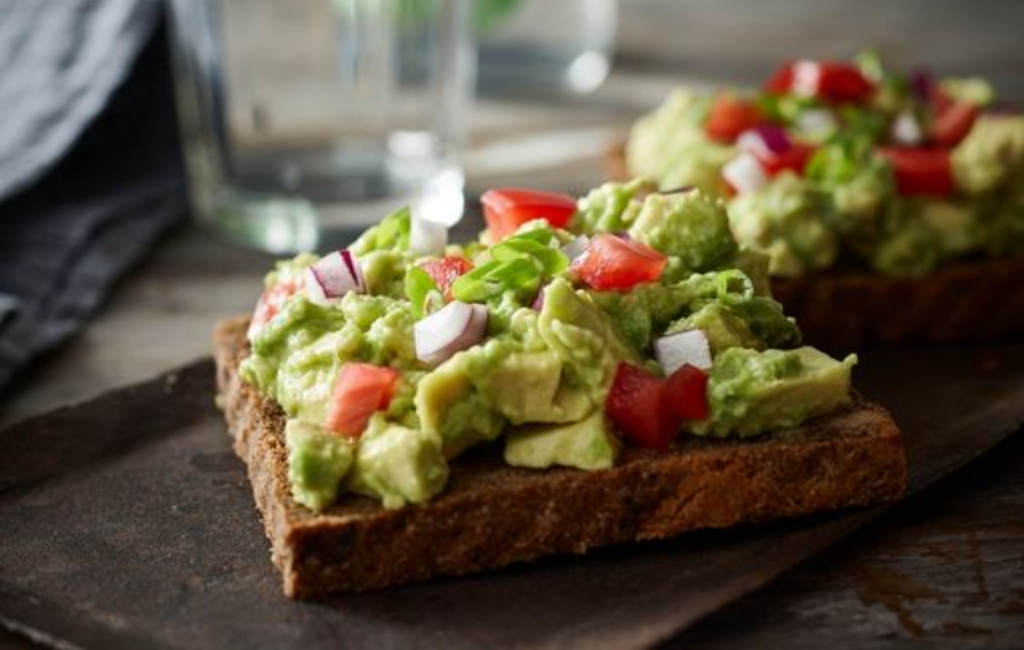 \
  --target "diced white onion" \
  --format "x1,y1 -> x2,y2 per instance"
796,108 -> 837,140
414,301 -> 488,366
304,250 -> 364,305
654,330 -> 712,374
409,216 -> 449,256
722,153 -> 769,195
891,111 -> 923,146
791,60 -> 821,98
560,234 -> 590,263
